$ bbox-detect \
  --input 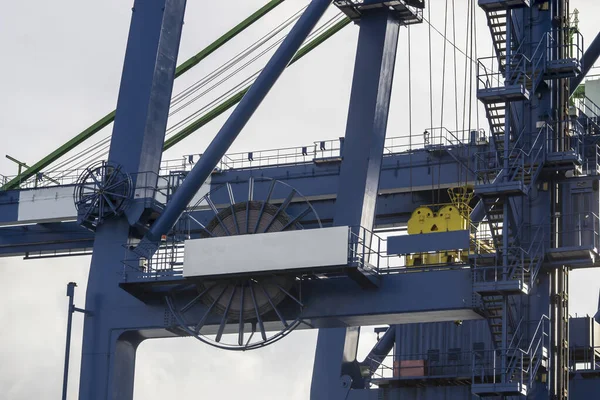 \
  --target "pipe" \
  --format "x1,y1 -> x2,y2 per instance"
135,0 -> 333,255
